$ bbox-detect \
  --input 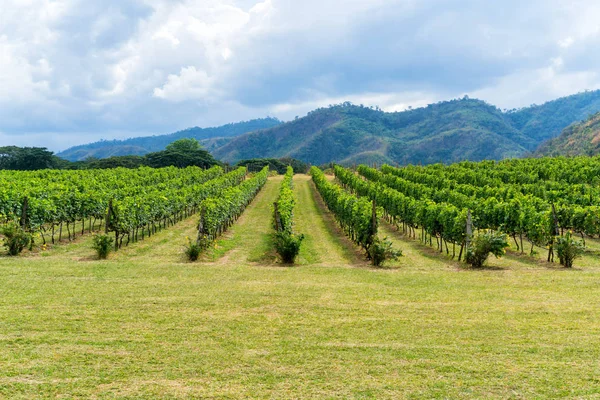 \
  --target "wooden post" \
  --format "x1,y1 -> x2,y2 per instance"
20,196 -> 28,229
549,204 -> 559,262
273,202 -> 283,232
466,209 -> 473,252
197,206 -> 206,244
551,203 -> 559,236
372,199 -> 378,236
105,199 -> 113,234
